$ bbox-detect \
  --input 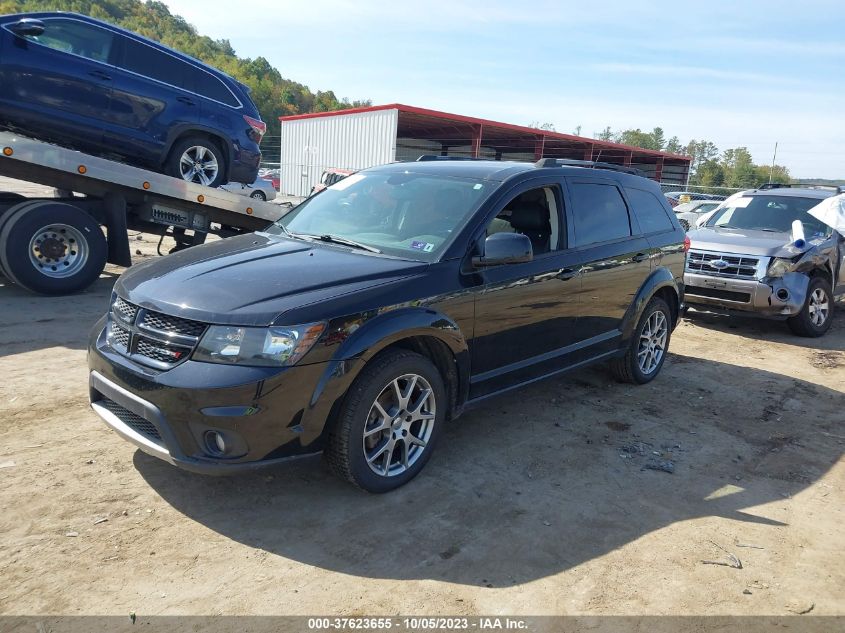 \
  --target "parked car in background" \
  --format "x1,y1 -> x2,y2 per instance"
89,158 -> 686,492
310,168 -> 355,195
685,185 -> 845,337
0,12 -> 265,186
260,168 -> 280,191
219,177 -> 276,201
674,199 -> 723,230
665,191 -> 725,208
